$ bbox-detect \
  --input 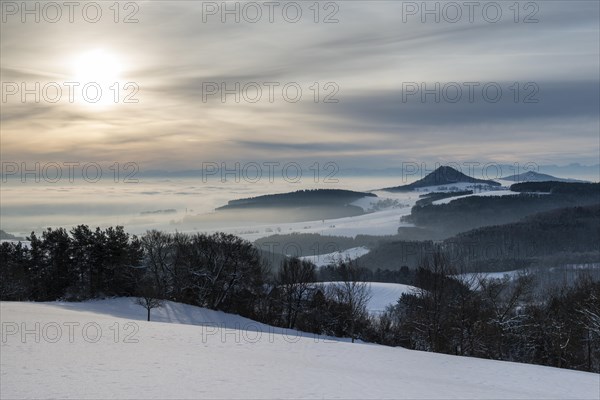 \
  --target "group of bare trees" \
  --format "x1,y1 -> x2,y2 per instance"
367,252 -> 600,373
277,258 -> 317,329
136,236 -> 374,338
580,293 -> 600,336
263,258 -> 372,341
139,230 -> 268,316
327,263 -> 372,342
